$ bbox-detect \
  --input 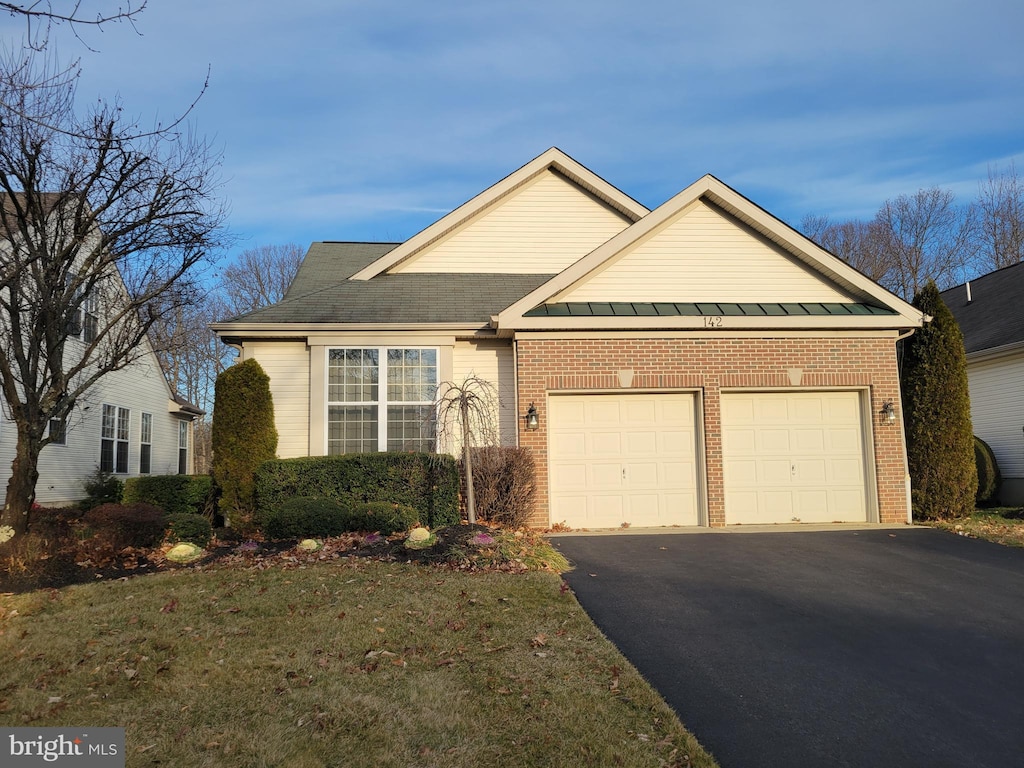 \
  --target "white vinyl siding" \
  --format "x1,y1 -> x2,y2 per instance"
393,170 -> 632,274
548,393 -> 701,528
7,346 -> 185,506
451,340 -> 517,449
967,353 -> 1024,479
244,341 -> 310,459
721,391 -> 869,524
559,200 -> 854,304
